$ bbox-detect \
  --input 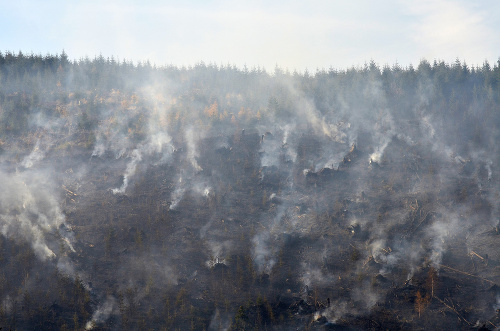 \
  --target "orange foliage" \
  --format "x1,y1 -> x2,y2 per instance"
238,108 -> 246,119
204,101 -> 218,118
256,110 -> 261,120
415,290 -> 431,318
